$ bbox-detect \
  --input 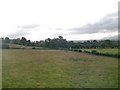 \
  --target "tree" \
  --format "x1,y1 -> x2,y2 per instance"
26,40 -> 31,46
0,37 -> 4,43
4,37 -> 10,43
44,36 -> 68,49
20,37 -> 27,45
11,38 -> 20,44
59,36 -> 63,39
